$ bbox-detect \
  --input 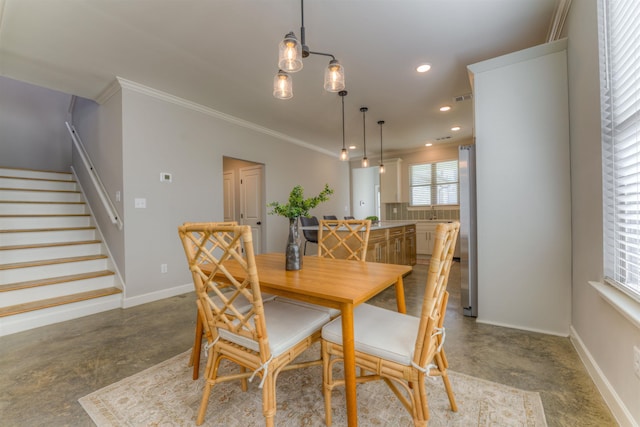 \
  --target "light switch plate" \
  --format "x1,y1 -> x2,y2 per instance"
134,198 -> 146,209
